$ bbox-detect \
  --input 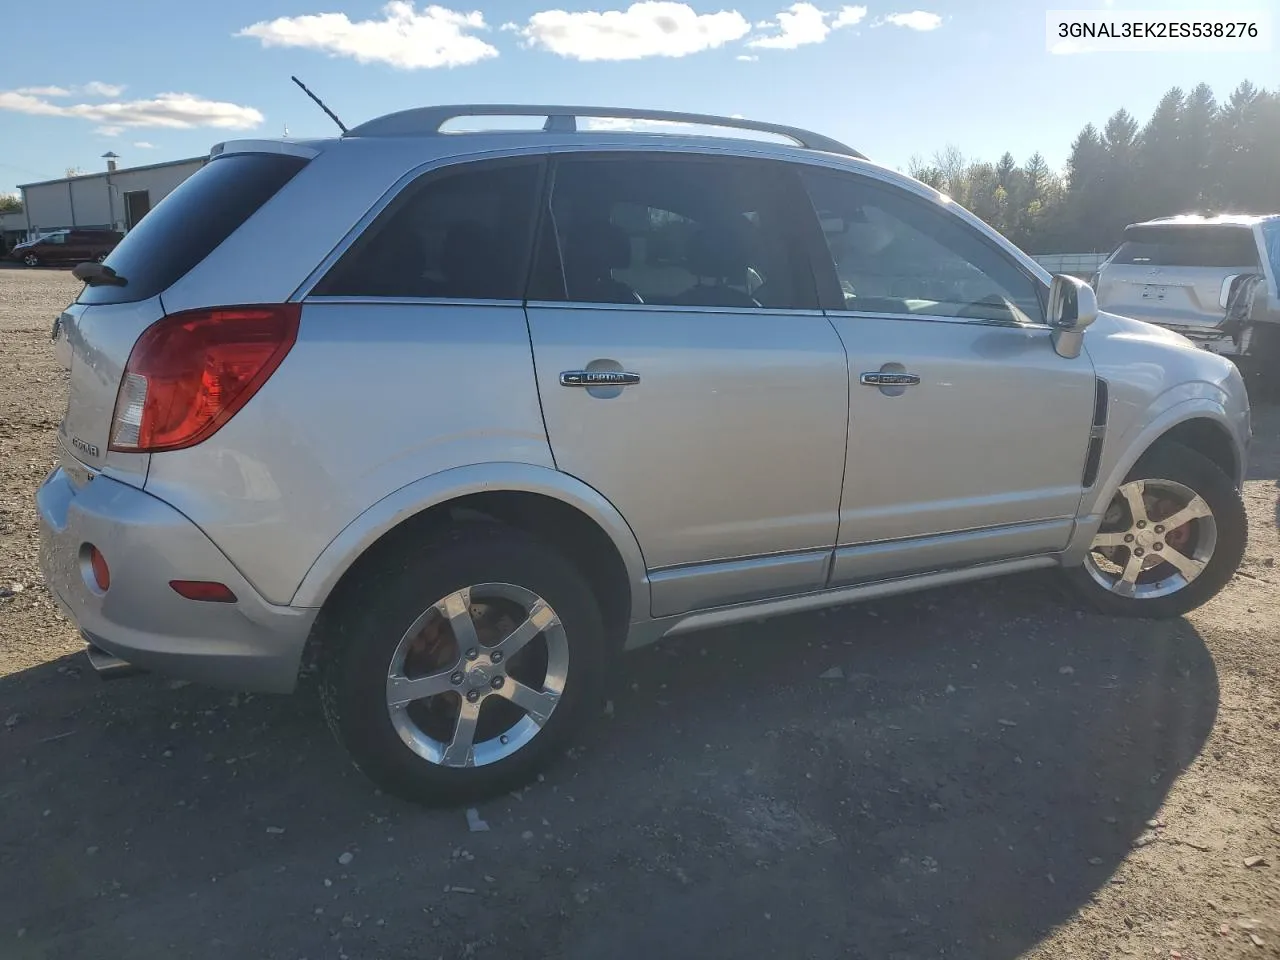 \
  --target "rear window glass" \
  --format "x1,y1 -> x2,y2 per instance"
314,160 -> 542,300
1110,225 -> 1259,269
79,153 -> 308,305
